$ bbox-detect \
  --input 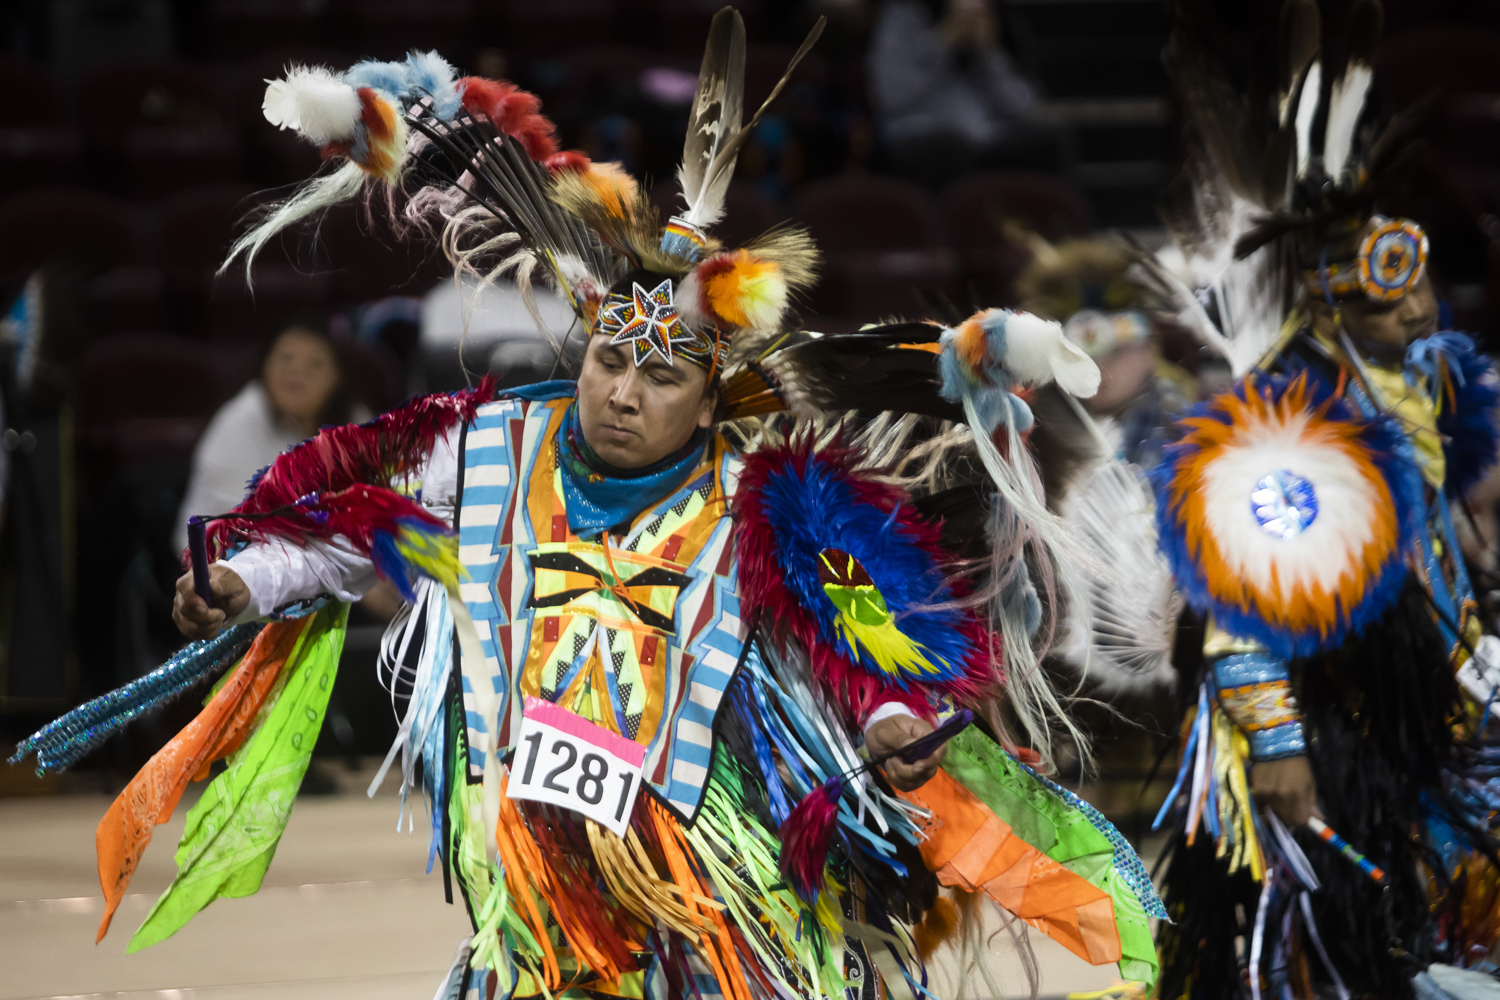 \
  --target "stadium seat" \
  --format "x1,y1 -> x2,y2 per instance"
74,333 -> 230,488
154,182 -> 334,339
319,201 -> 449,304
942,170 -> 1094,307
792,174 -> 957,321
76,60 -> 243,199
0,187 -> 144,293
355,0 -> 475,64
0,59 -> 83,191
206,0 -> 320,60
